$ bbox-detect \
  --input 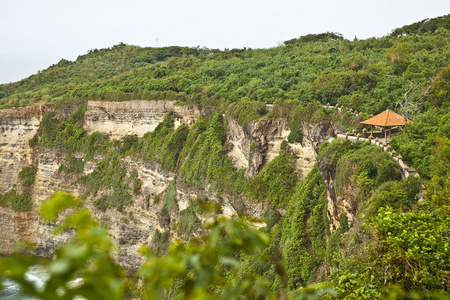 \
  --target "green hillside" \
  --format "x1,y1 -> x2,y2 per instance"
1,15 -> 449,180
1,15 -> 449,116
